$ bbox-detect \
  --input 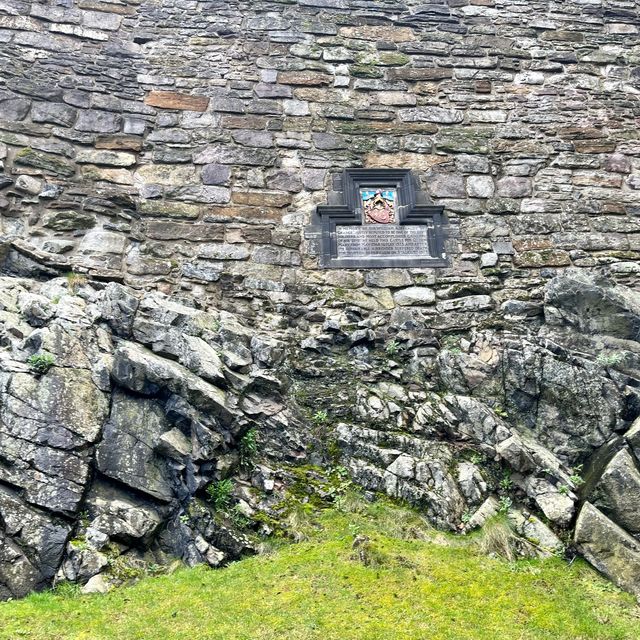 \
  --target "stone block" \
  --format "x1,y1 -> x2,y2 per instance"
467,175 -> 495,198
253,246 -> 301,266
79,230 -> 126,255
135,164 -> 196,185
427,173 -> 466,198
388,68 -> 452,81
138,201 -> 201,219
231,130 -> 274,148
232,191 -> 291,207
398,107 -> 464,124
144,91 -> 209,112
193,145 -> 276,167
197,244 -> 250,260
277,72 -> 332,86
75,110 -> 121,133
496,177 -> 532,198
283,99 -> 310,116
42,210 -> 96,231
76,150 -> 136,167
254,83 -> 292,99
202,164 -> 231,185
14,148 -> 75,177
366,270 -> 412,288
338,25 -> 417,42
393,287 -> 436,306
95,135 -> 143,152
31,102 -> 77,127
